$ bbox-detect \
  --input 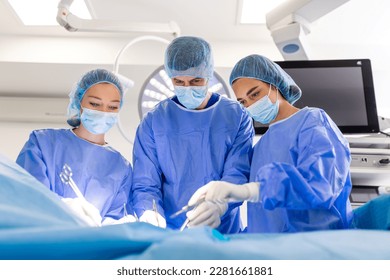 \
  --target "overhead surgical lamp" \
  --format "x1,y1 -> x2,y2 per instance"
266,0 -> 350,60
112,35 -> 171,144
56,0 -> 180,36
